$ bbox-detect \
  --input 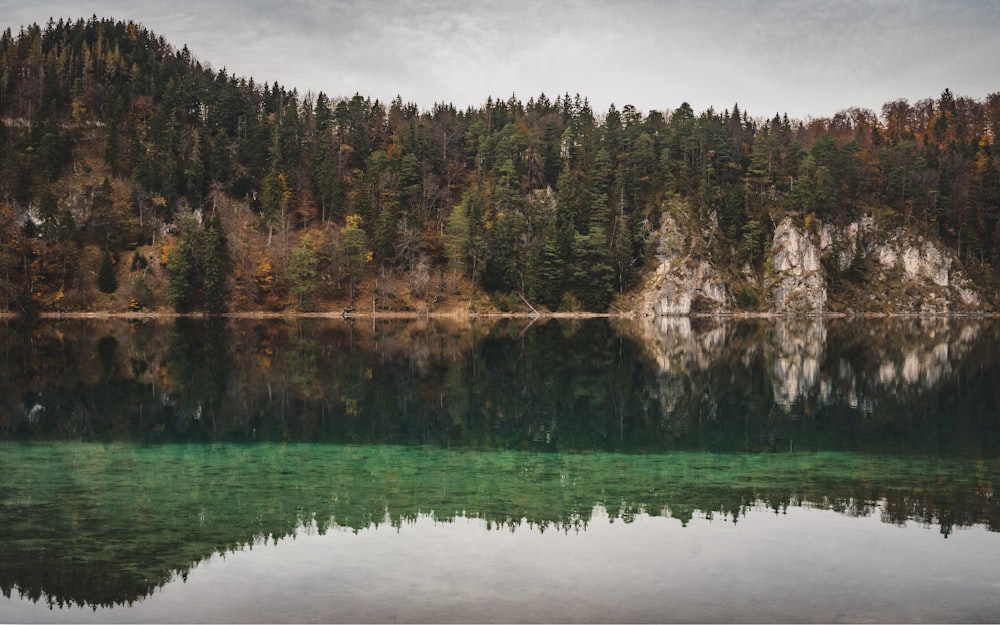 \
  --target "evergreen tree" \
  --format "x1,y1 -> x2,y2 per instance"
165,213 -> 229,313
339,214 -> 370,306
260,125 -> 290,247
528,234 -> 565,311
571,224 -> 614,311
444,202 -> 470,289
1,16 -> 999,314
97,246 -> 117,293
165,217 -> 198,312
201,213 -> 229,313
287,233 -> 319,309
